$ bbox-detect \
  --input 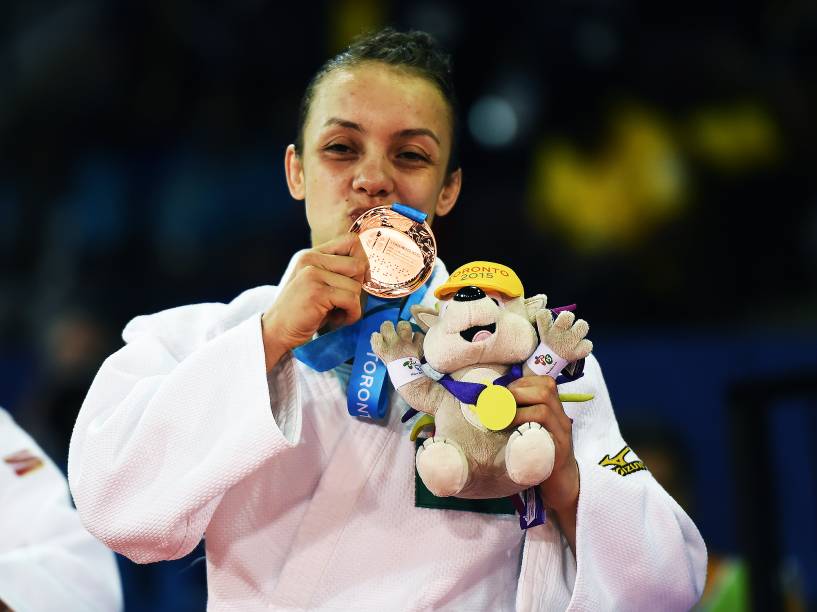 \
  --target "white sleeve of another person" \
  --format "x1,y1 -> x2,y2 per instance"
0,408 -> 123,612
